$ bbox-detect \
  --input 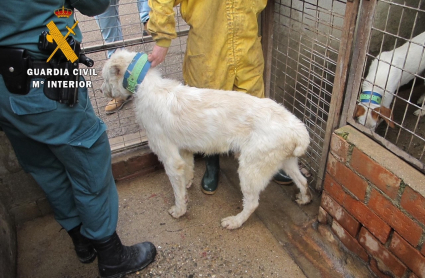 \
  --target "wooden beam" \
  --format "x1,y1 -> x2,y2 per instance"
316,0 -> 363,190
